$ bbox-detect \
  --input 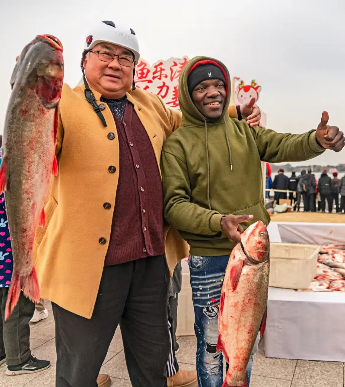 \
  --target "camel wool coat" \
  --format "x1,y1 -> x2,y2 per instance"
33,83 -> 238,319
